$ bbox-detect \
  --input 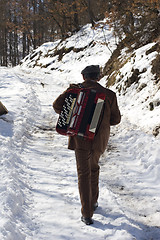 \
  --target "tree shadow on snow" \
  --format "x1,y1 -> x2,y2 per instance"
92,207 -> 160,240
0,114 -> 14,137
